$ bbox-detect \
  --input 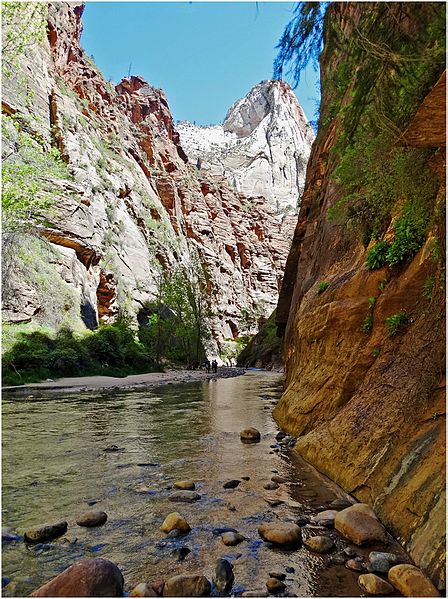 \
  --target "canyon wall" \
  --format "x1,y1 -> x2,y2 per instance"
2,2 -> 303,357
274,3 -> 446,587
